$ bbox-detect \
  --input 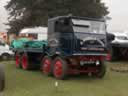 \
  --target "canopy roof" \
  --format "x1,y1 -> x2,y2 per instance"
20,27 -> 47,34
